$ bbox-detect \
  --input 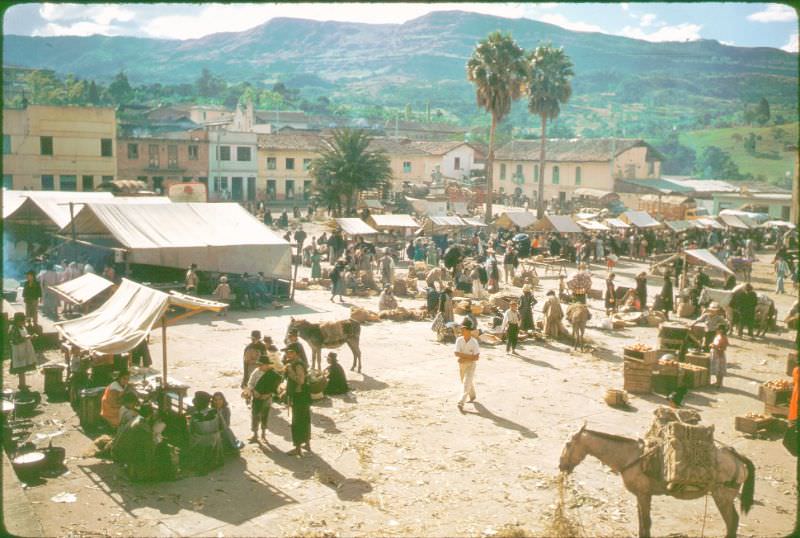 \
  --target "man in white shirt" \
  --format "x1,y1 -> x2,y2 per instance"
454,319 -> 480,413
501,301 -> 521,355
